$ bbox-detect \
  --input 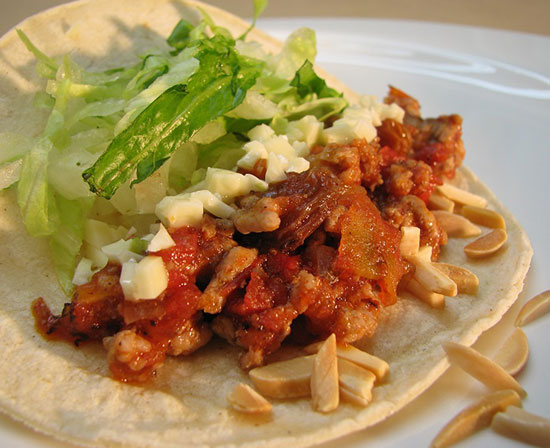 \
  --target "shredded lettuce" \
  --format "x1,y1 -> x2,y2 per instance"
16,137 -> 58,236
49,195 -> 94,295
83,35 -> 264,198
290,60 -> 342,99
239,0 -> 269,40
267,28 -> 317,80
9,3 -> 348,294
